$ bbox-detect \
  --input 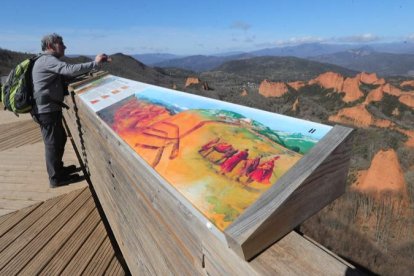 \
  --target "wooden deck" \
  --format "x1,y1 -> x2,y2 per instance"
0,111 -> 87,216
0,108 -> 127,275
0,188 -> 126,275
